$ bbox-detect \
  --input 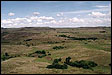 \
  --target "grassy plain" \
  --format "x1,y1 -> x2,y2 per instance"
1,27 -> 111,74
